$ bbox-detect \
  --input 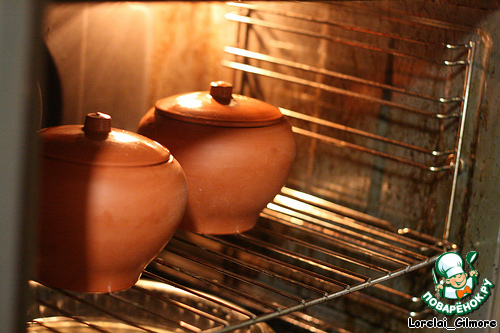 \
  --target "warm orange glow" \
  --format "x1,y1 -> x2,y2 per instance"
110,131 -> 140,143
176,93 -> 203,109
